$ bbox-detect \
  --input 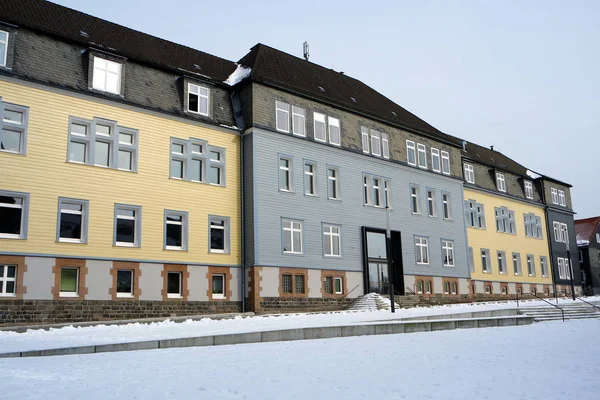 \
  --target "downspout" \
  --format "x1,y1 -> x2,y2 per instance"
539,179 -> 557,299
